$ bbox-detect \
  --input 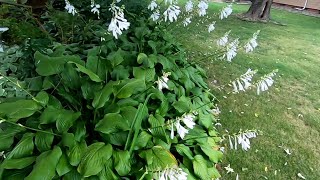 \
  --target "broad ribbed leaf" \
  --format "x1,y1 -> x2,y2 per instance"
35,130 -> 54,152
139,146 -> 177,171
133,67 -> 155,82
113,150 -> 131,176
200,144 -> 223,163
172,96 -> 191,113
175,144 -> 194,160
98,160 -> 118,180
68,141 -> 87,166
34,91 -> 49,107
114,79 -> 146,99
95,113 -> 129,134
56,152 -> 73,176
107,48 -> 124,67
7,133 -> 34,159
2,156 -> 36,169
77,142 -> 113,177
63,169 -> 82,180
92,81 -> 118,109
34,51 -> 82,76
68,62 -> 102,82
134,131 -> 152,150
25,146 -> 62,180
192,155 -> 209,180
137,53 -> 148,64
148,114 -> 167,142
0,100 -> 41,122
0,125 -> 24,151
